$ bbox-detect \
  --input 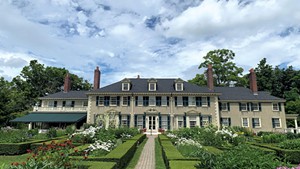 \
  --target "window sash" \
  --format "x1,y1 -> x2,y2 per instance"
65,101 -> 73,107
221,103 -> 228,111
161,96 -> 168,106
189,96 -> 196,106
252,103 -> 259,111
241,103 -> 247,111
122,83 -> 129,91
177,96 -> 183,106
149,83 -> 156,91
242,118 -> 249,127
149,96 -> 156,106
189,116 -> 197,121
176,83 -> 183,91
122,97 -> 128,106
83,101 -> 88,107
253,118 -> 260,128
273,103 -> 279,111
138,96 -> 143,106
221,118 -> 230,126
110,96 -> 117,106
202,97 -> 208,106
273,118 -> 281,128
98,96 -> 104,106
137,116 -> 143,128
